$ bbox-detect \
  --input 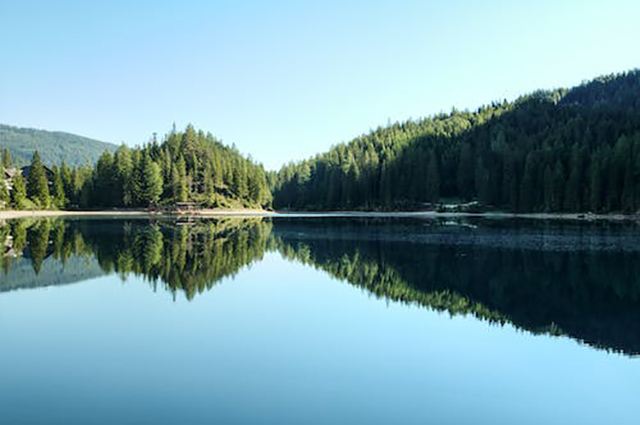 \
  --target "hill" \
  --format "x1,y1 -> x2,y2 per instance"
0,124 -> 272,210
76,124 -> 272,209
0,124 -> 117,167
271,69 -> 640,213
